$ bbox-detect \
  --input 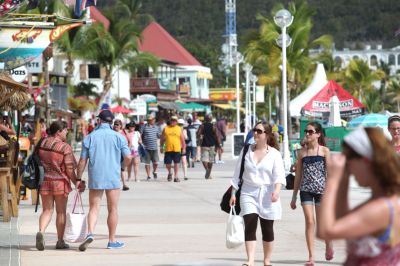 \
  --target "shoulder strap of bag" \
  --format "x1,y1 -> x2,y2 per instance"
34,137 -> 45,213
238,144 -> 250,188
